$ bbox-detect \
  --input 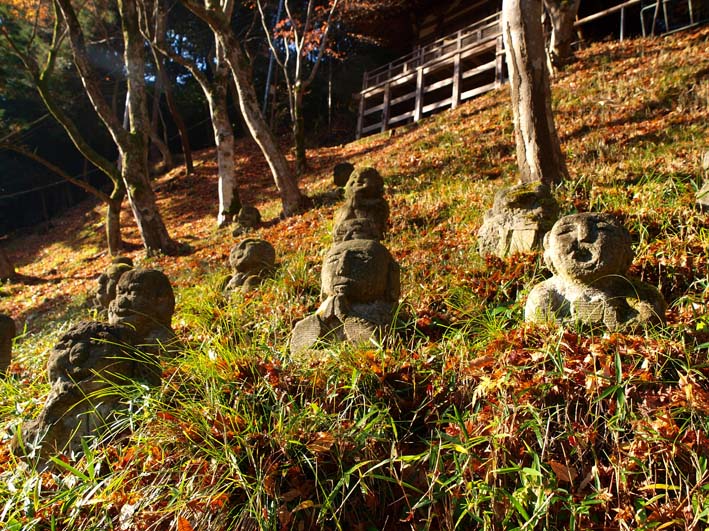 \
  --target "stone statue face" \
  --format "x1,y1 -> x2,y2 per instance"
345,168 -> 384,200
229,239 -> 276,274
321,240 -> 396,303
545,213 -> 632,282
108,269 -> 174,334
